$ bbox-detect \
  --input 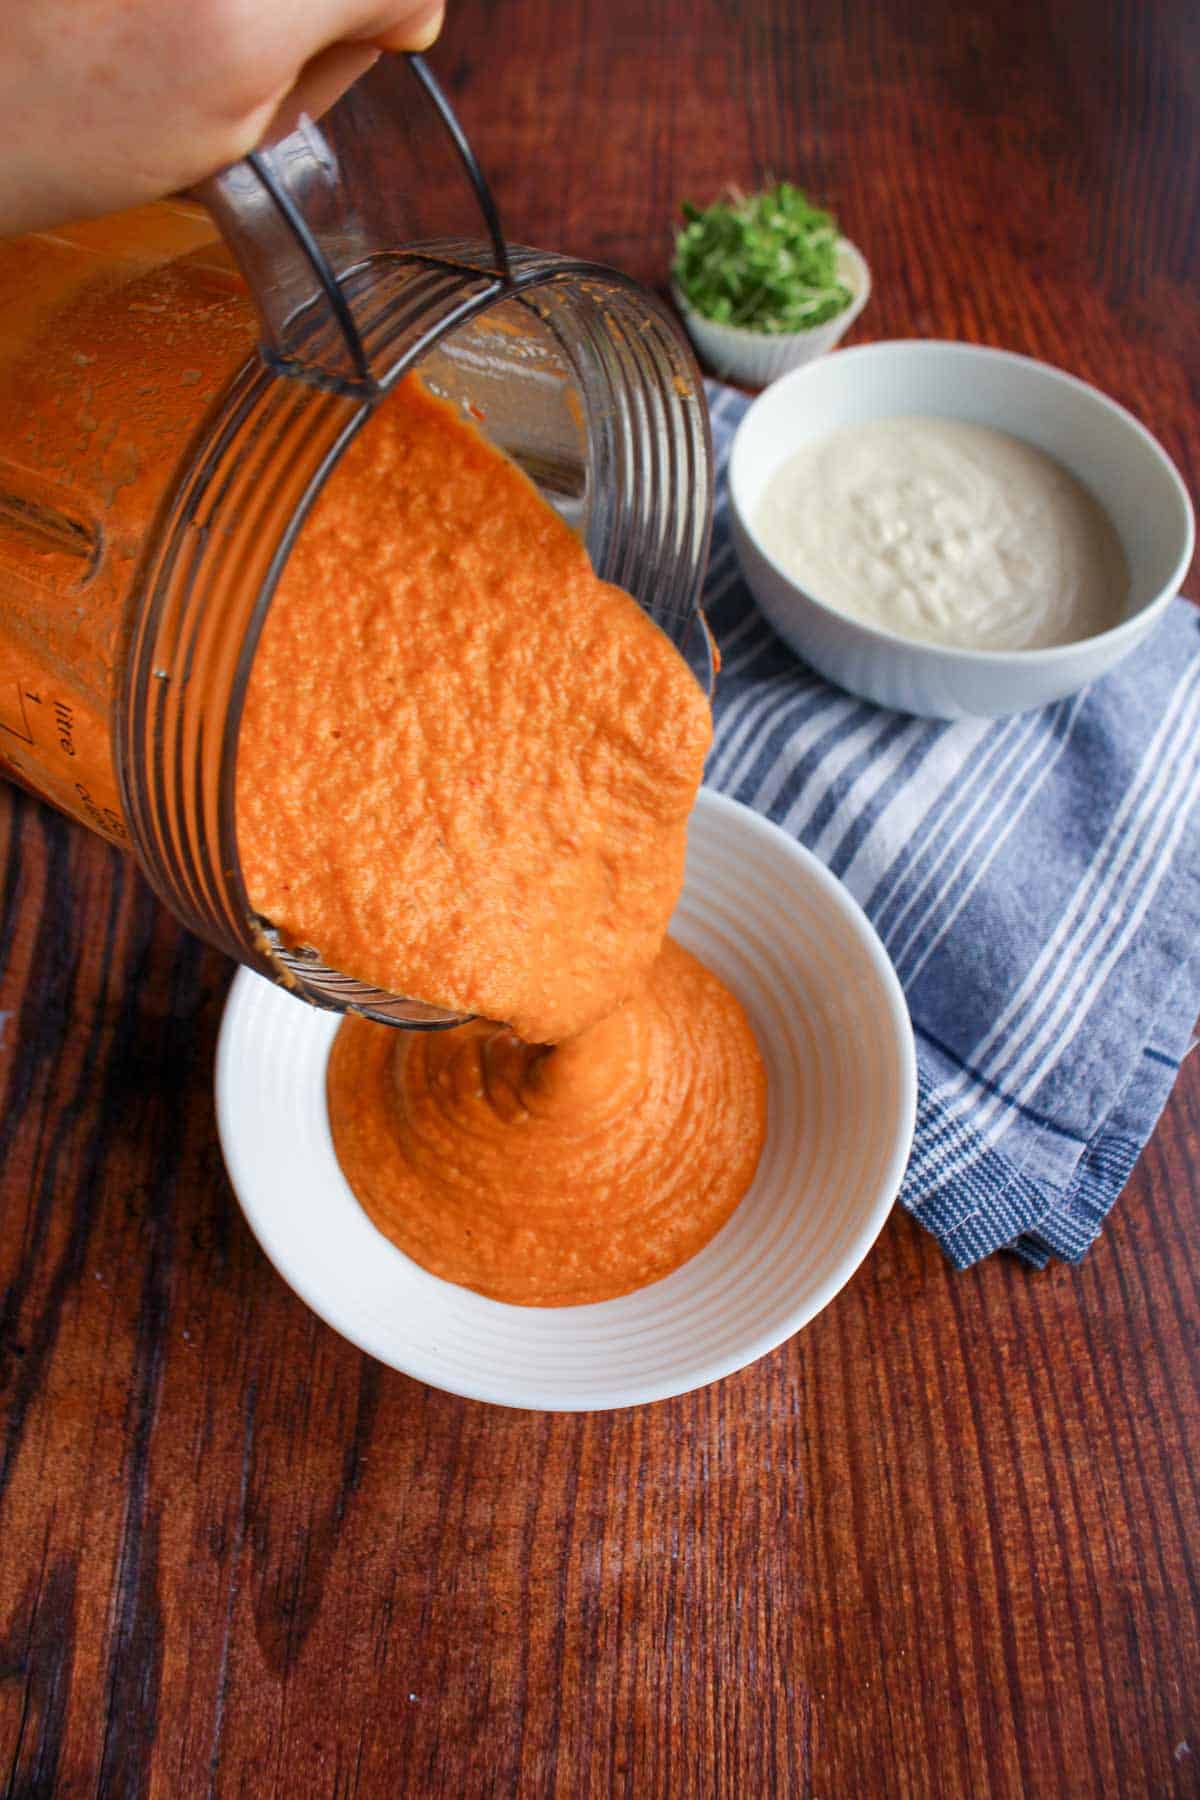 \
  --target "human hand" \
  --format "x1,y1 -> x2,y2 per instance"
0,0 -> 445,236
